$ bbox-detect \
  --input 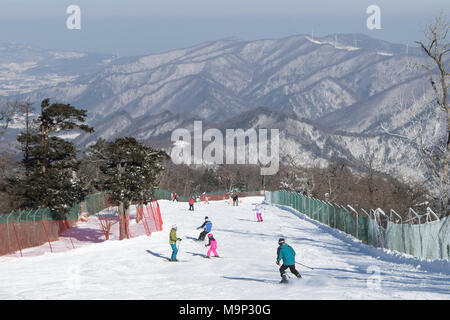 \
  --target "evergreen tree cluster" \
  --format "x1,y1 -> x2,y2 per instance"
9,99 -> 169,220
86,137 -> 169,210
